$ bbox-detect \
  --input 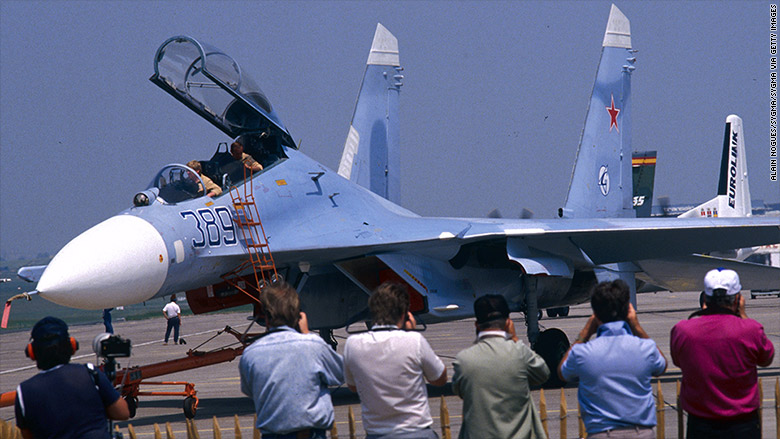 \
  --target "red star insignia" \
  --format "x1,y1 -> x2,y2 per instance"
606,94 -> 620,133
